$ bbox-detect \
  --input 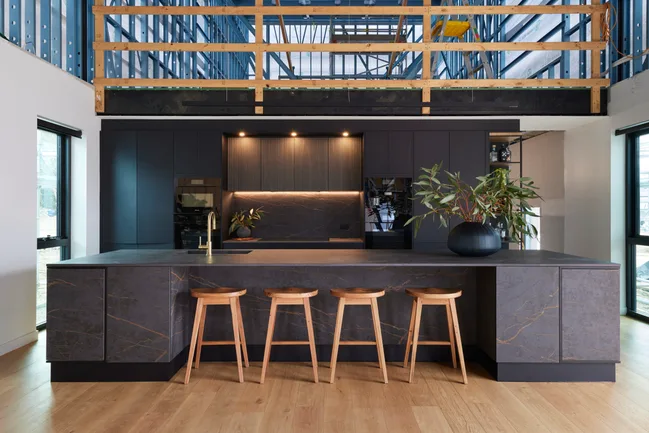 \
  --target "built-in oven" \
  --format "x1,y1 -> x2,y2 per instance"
364,177 -> 413,249
174,178 -> 222,249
